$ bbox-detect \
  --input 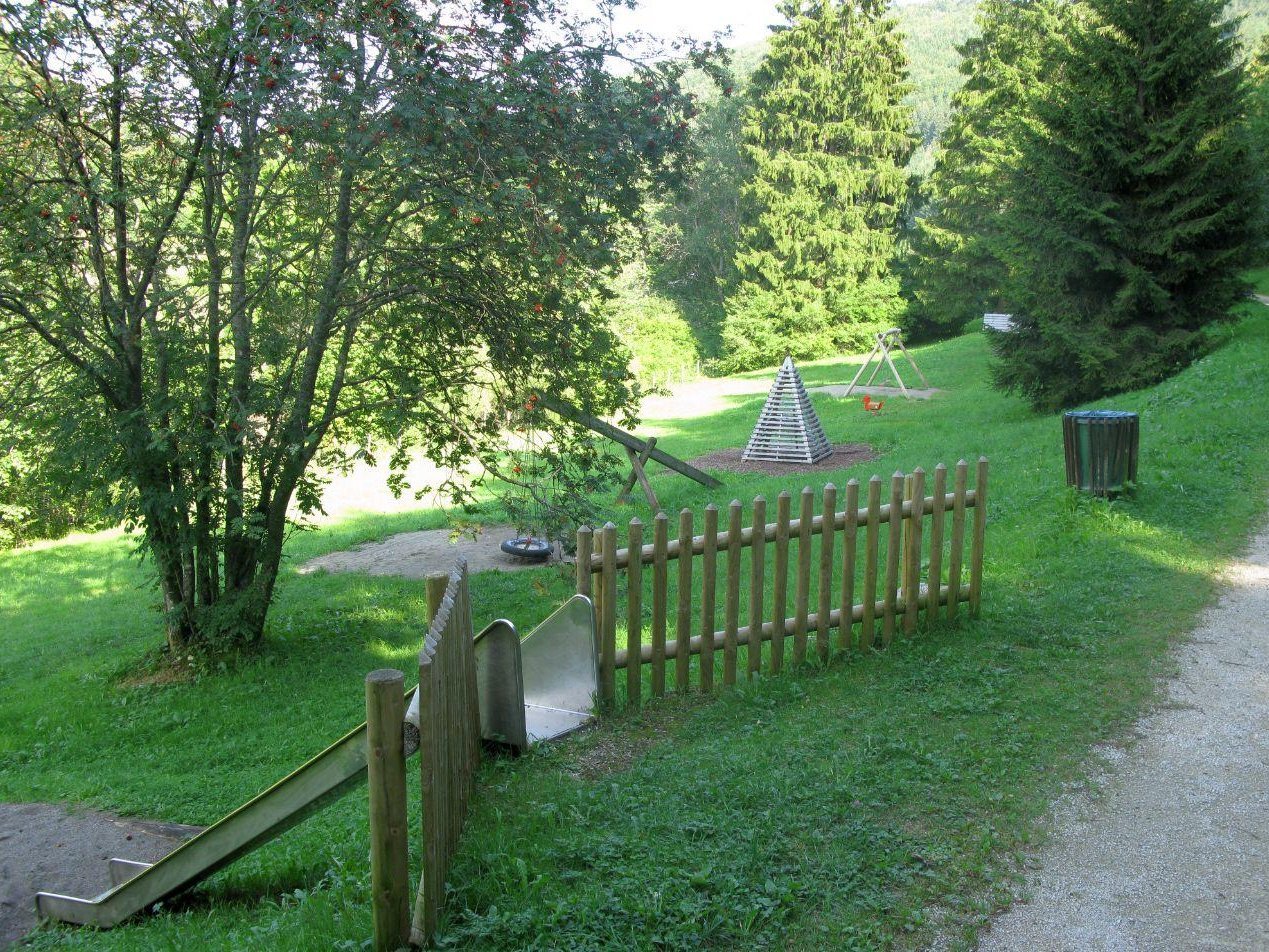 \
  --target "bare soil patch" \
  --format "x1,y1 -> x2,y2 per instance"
0,803 -> 202,948
299,523 -> 564,580
688,443 -> 876,477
